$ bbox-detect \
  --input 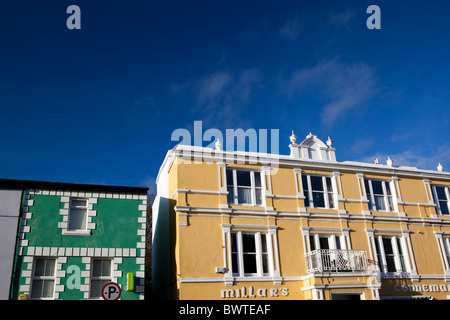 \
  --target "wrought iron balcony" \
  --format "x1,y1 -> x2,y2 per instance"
305,249 -> 369,273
